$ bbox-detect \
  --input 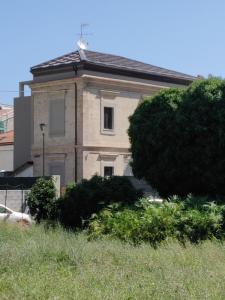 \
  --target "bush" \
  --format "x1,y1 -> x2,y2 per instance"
60,175 -> 143,228
27,177 -> 59,222
88,197 -> 225,246
128,78 -> 225,197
